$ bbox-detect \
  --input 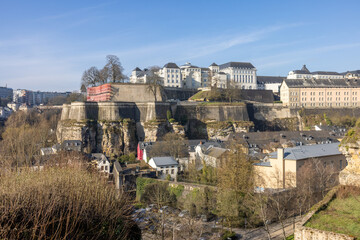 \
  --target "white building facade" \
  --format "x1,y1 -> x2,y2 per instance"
287,65 -> 344,80
130,61 -> 257,90
148,156 -> 178,180
219,62 -> 257,90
